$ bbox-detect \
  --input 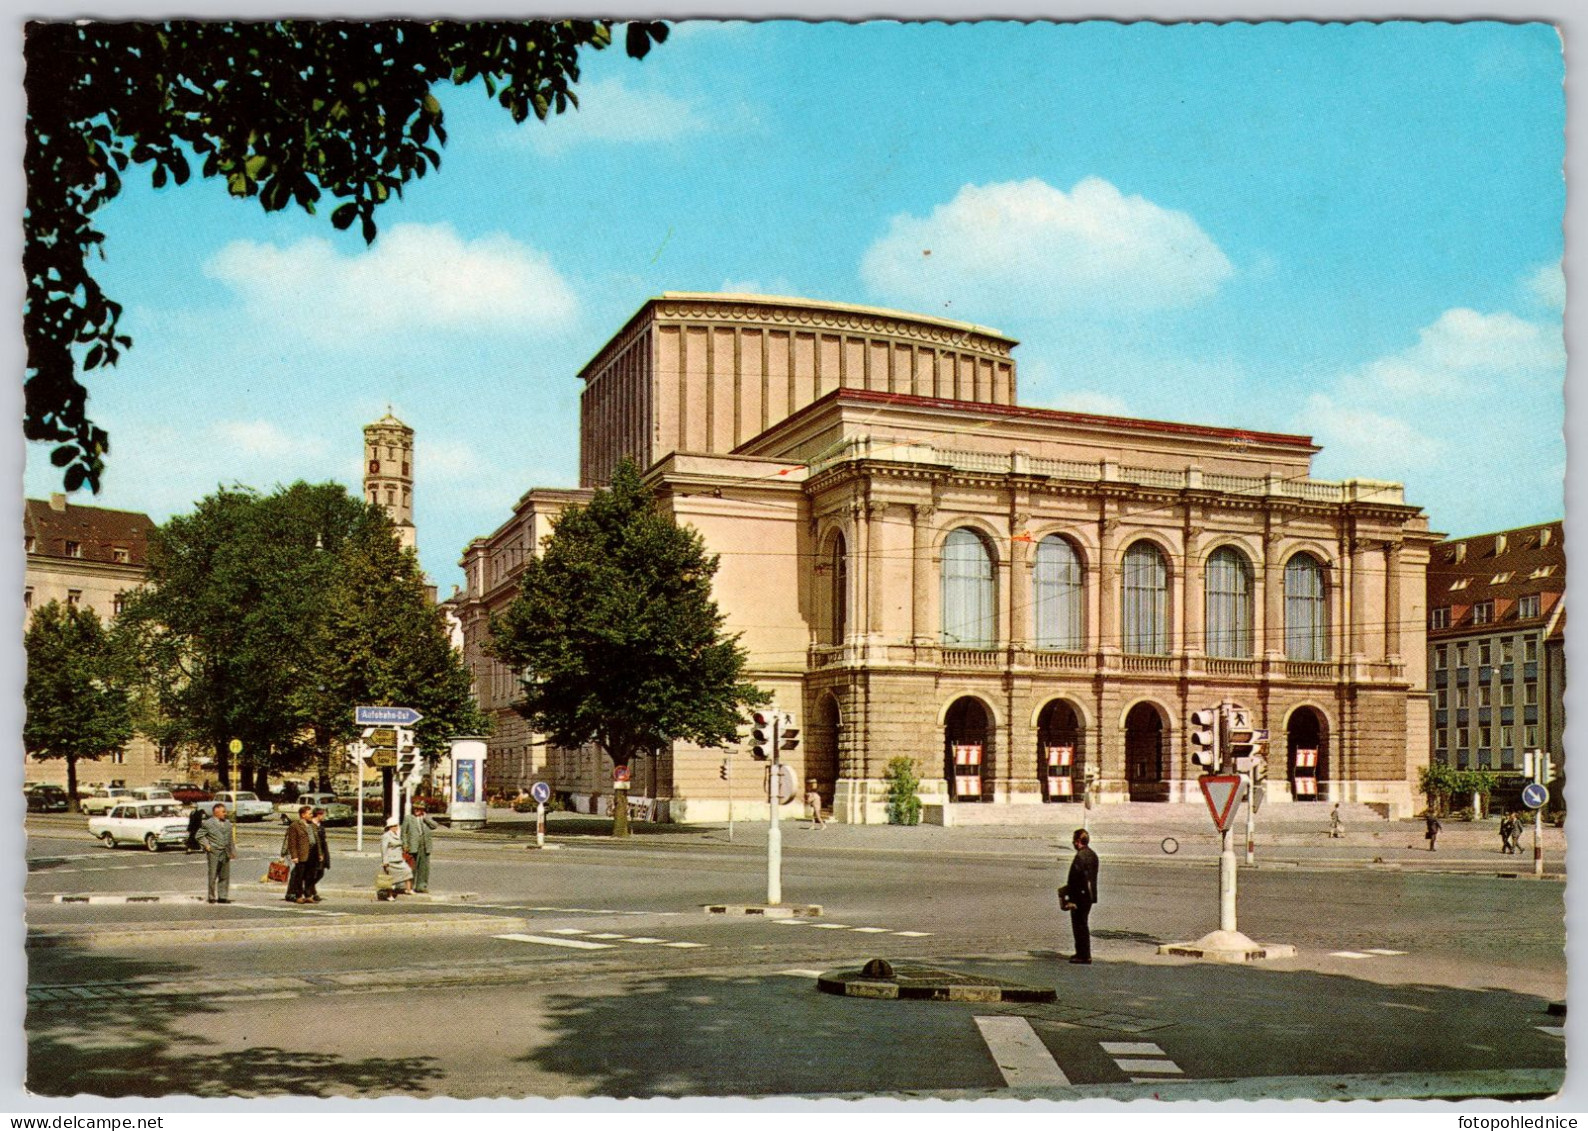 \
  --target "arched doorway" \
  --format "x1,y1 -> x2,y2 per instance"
1037,699 -> 1084,802
944,697 -> 994,802
806,693 -> 841,806
1124,702 -> 1168,802
1287,707 -> 1329,802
